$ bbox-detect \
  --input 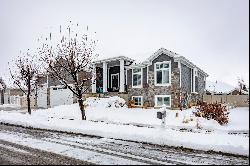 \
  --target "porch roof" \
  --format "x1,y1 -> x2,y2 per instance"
93,56 -> 135,64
